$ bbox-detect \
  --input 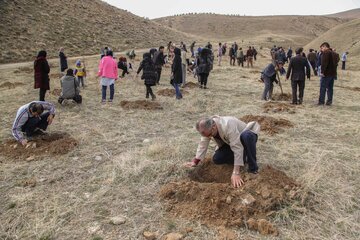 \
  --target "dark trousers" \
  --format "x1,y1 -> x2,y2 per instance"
145,84 -> 155,98
102,84 -> 114,101
319,76 -> 334,105
310,61 -> 317,76
77,76 -> 85,87
21,112 -> 50,137
212,130 -> 258,172
291,80 -> 305,104
199,73 -> 209,87
39,88 -> 47,101
237,58 -> 244,67
230,56 -> 235,66
342,61 -> 346,70
156,68 -> 162,83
